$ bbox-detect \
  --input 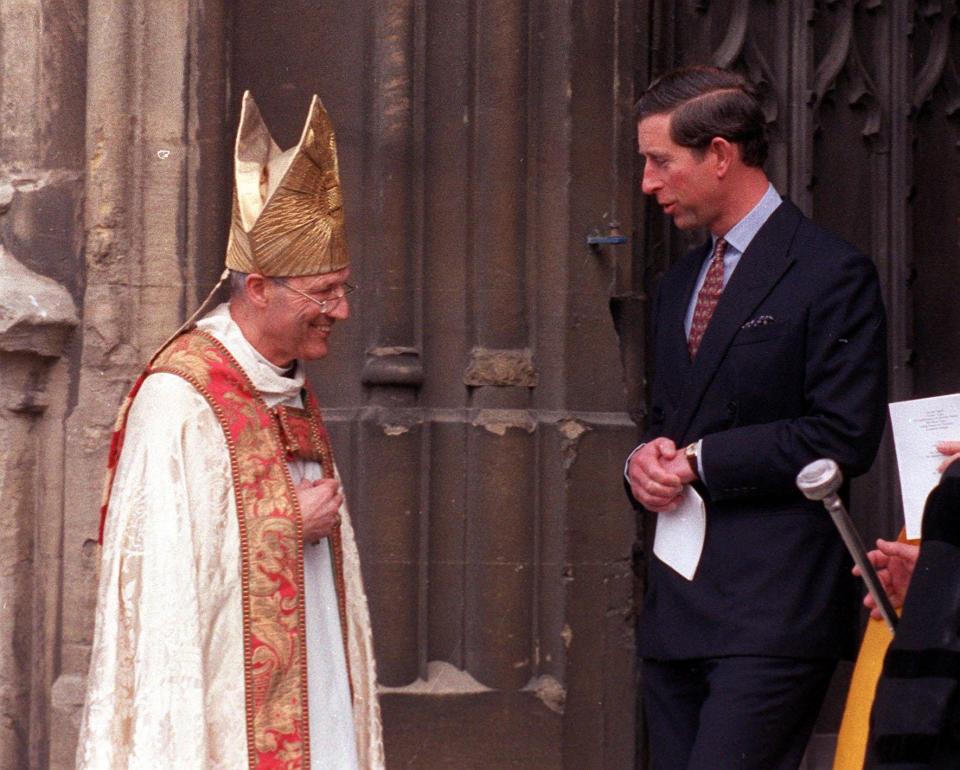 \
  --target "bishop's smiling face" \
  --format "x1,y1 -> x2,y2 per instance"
637,112 -> 723,233
260,266 -> 351,365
